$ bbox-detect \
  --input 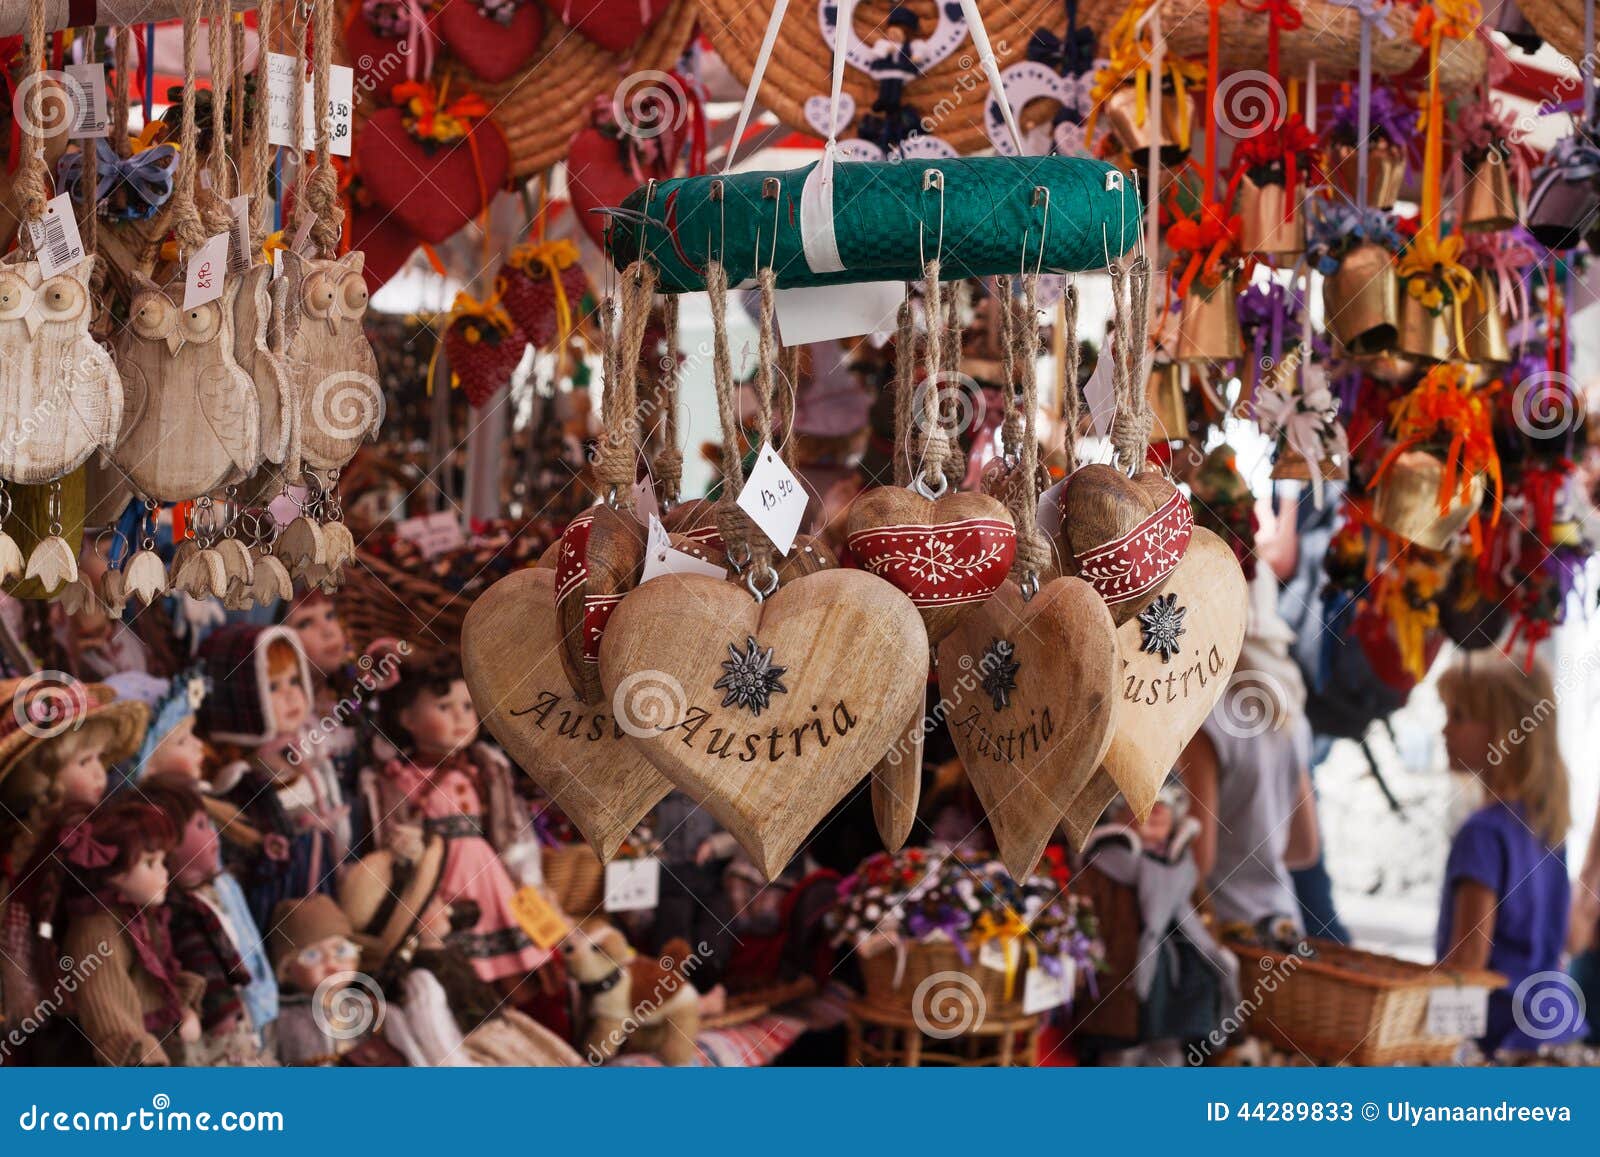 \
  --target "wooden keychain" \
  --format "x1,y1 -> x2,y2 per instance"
112,1 -> 261,504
